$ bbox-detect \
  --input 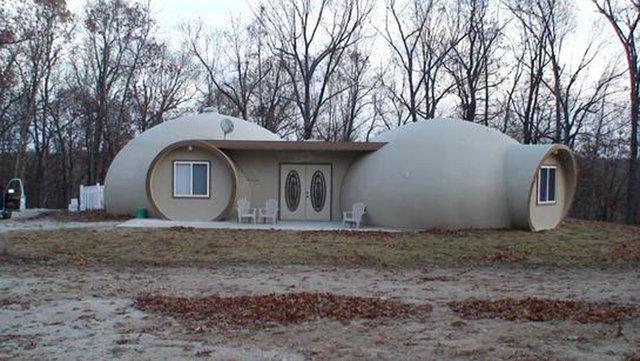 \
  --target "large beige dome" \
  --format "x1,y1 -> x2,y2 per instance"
340,118 -> 576,230
105,111 -> 280,215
